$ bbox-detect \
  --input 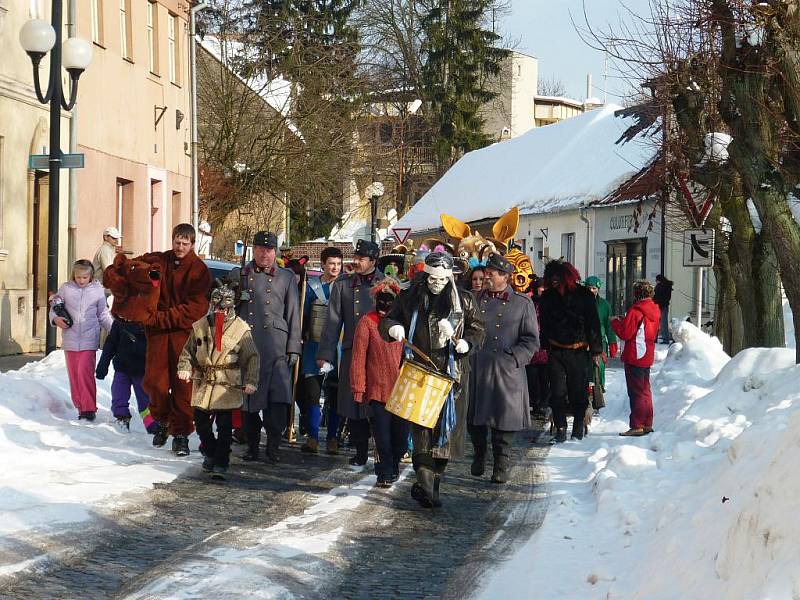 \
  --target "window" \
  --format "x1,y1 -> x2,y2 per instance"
171,191 -> 182,231
561,232 -> 575,264
90,0 -> 104,45
168,14 -> 180,84
119,0 -> 133,60
116,178 -> 133,240
147,1 -> 159,74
